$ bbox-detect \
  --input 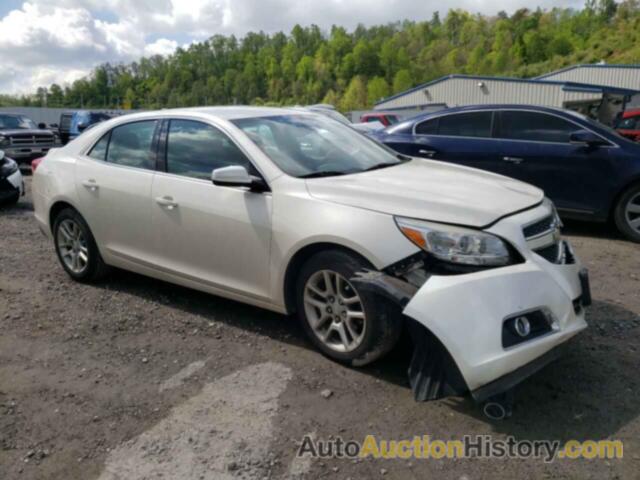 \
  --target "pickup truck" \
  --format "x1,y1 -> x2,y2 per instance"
0,113 -> 59,164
